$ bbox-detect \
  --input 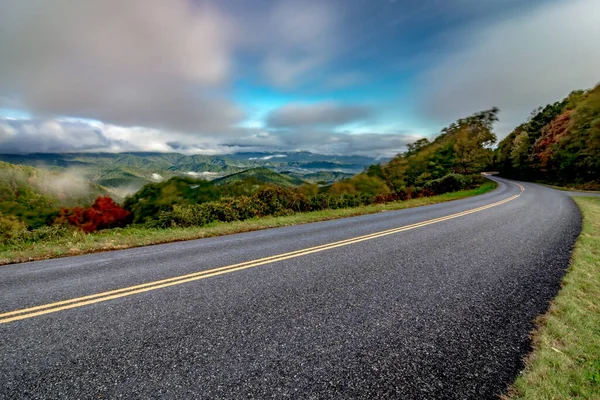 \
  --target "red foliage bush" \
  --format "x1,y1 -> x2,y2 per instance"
56,197 -> 131,233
